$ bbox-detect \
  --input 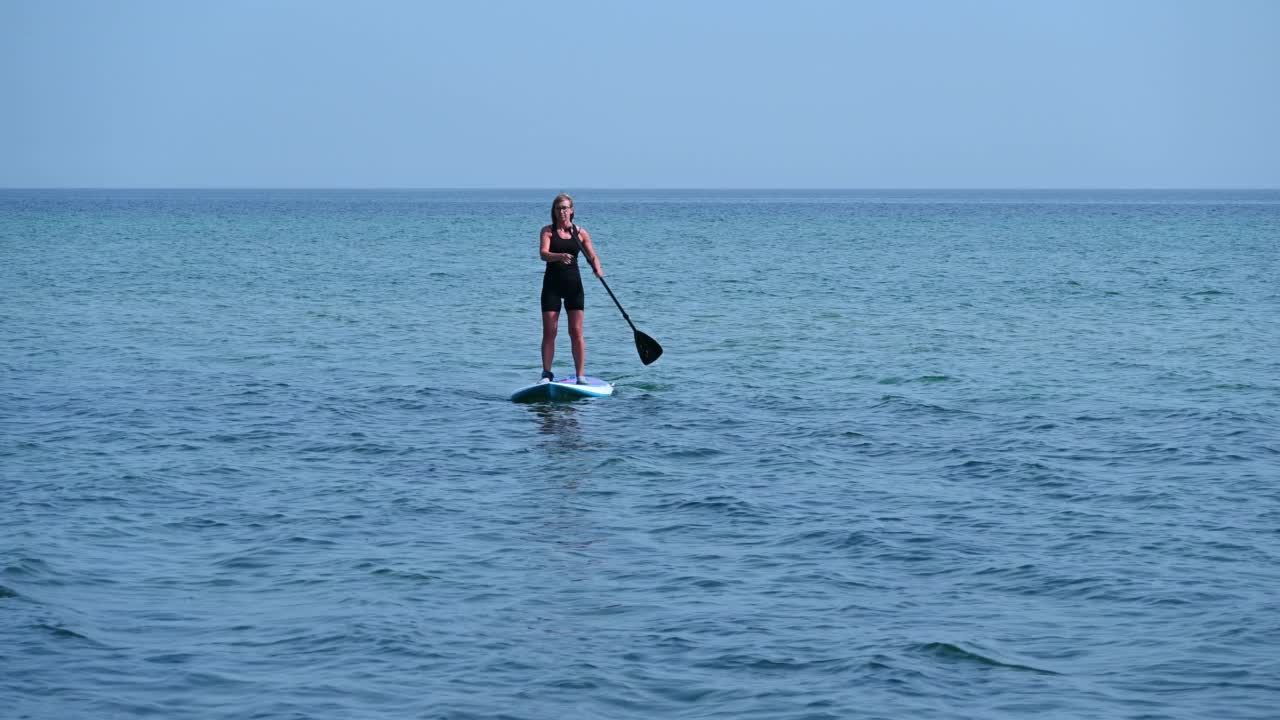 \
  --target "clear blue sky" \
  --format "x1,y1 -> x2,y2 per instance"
3,0 -> 1277,188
